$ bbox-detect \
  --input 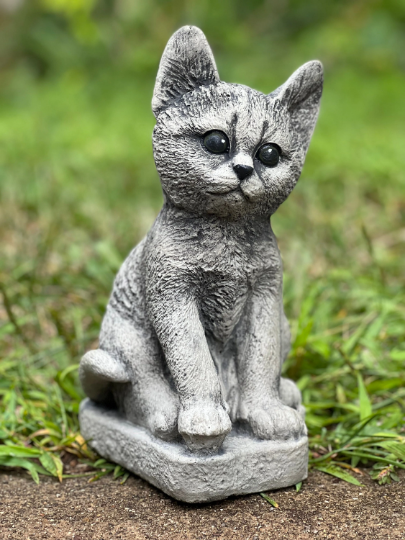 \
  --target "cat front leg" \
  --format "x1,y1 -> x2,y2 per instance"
236,282 -> 306,440
147,292 -> 231,452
